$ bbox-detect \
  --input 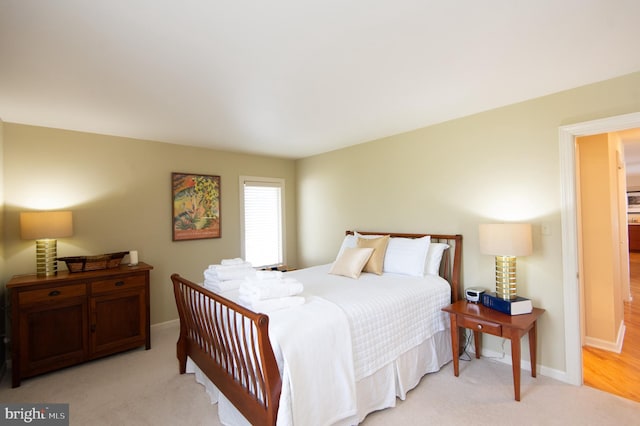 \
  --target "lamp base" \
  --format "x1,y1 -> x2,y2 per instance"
495,255 -> 517,301
36,238 -> 58,277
